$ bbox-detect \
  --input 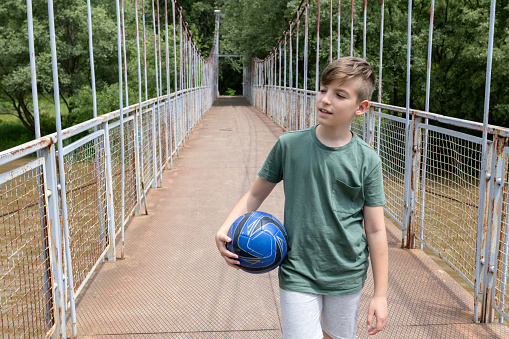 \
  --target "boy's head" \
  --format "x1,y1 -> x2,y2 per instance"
320,57 -> 376,103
